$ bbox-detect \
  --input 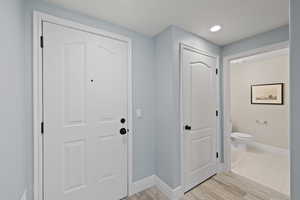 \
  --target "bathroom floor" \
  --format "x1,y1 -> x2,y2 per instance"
231,146 -> 290,196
